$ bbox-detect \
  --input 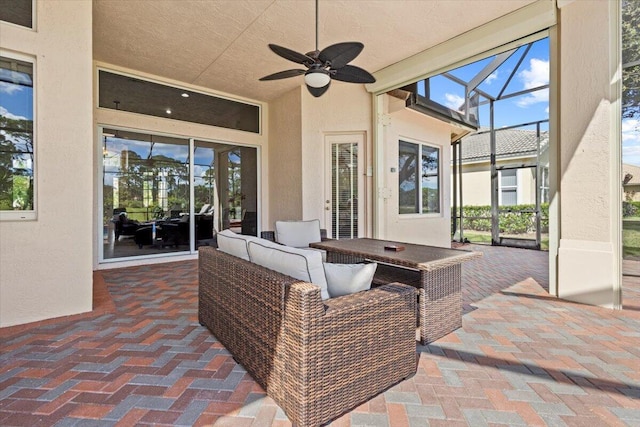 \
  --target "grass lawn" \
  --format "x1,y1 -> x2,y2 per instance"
623,219 -> 640,258
462,232 -> 491,244
461,231 -> 549,250
460,218 -> 640,255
